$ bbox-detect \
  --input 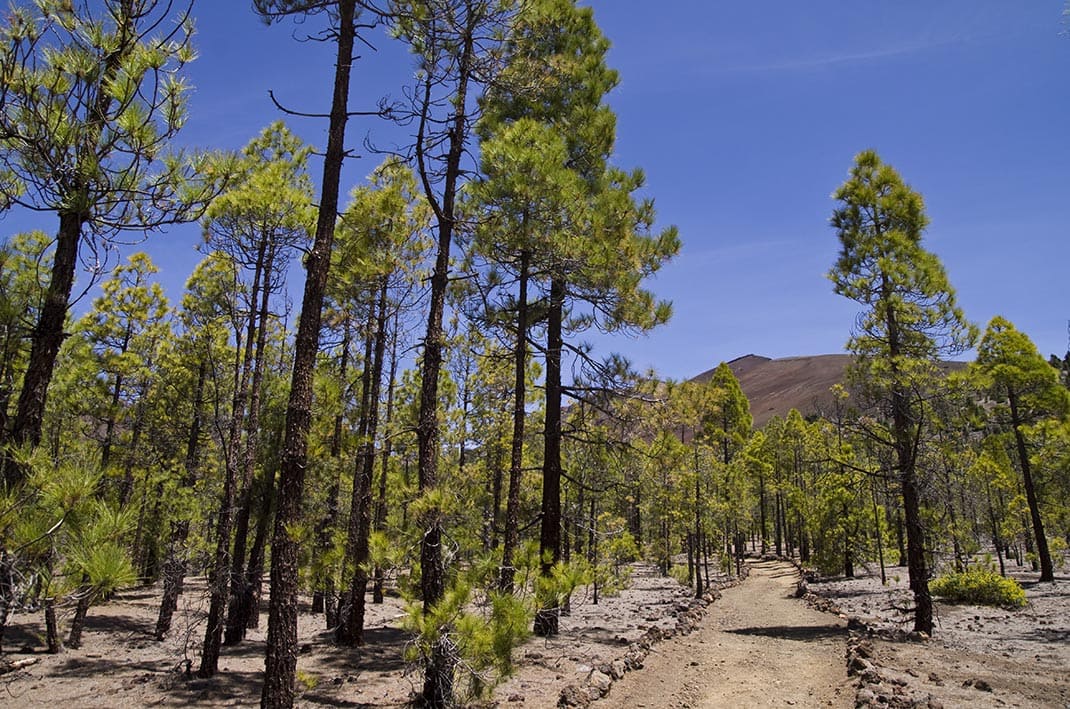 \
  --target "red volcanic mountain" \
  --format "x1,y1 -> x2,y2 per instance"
690,354 -> 965,428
